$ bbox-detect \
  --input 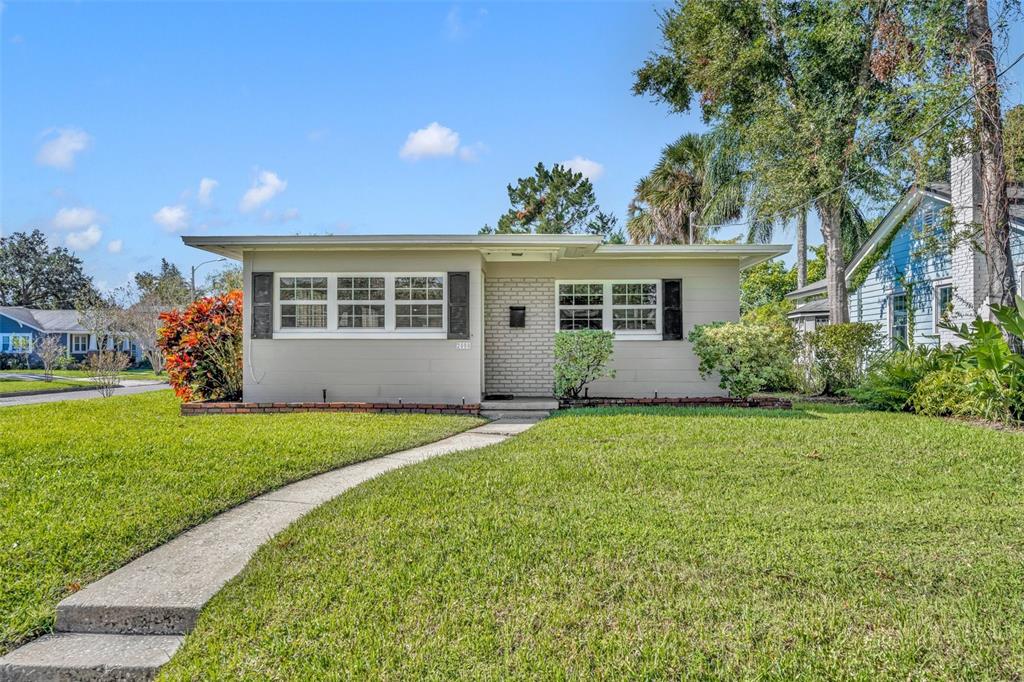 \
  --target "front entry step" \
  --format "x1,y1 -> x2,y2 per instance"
0,633 -> 183,681
480,397 -> 558,421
